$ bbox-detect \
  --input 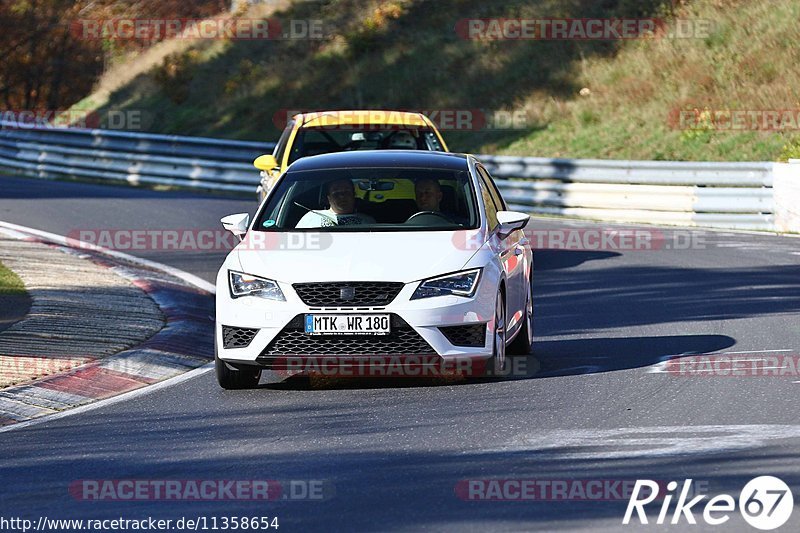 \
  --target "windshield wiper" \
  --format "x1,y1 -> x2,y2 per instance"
293,201 -> 338,225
